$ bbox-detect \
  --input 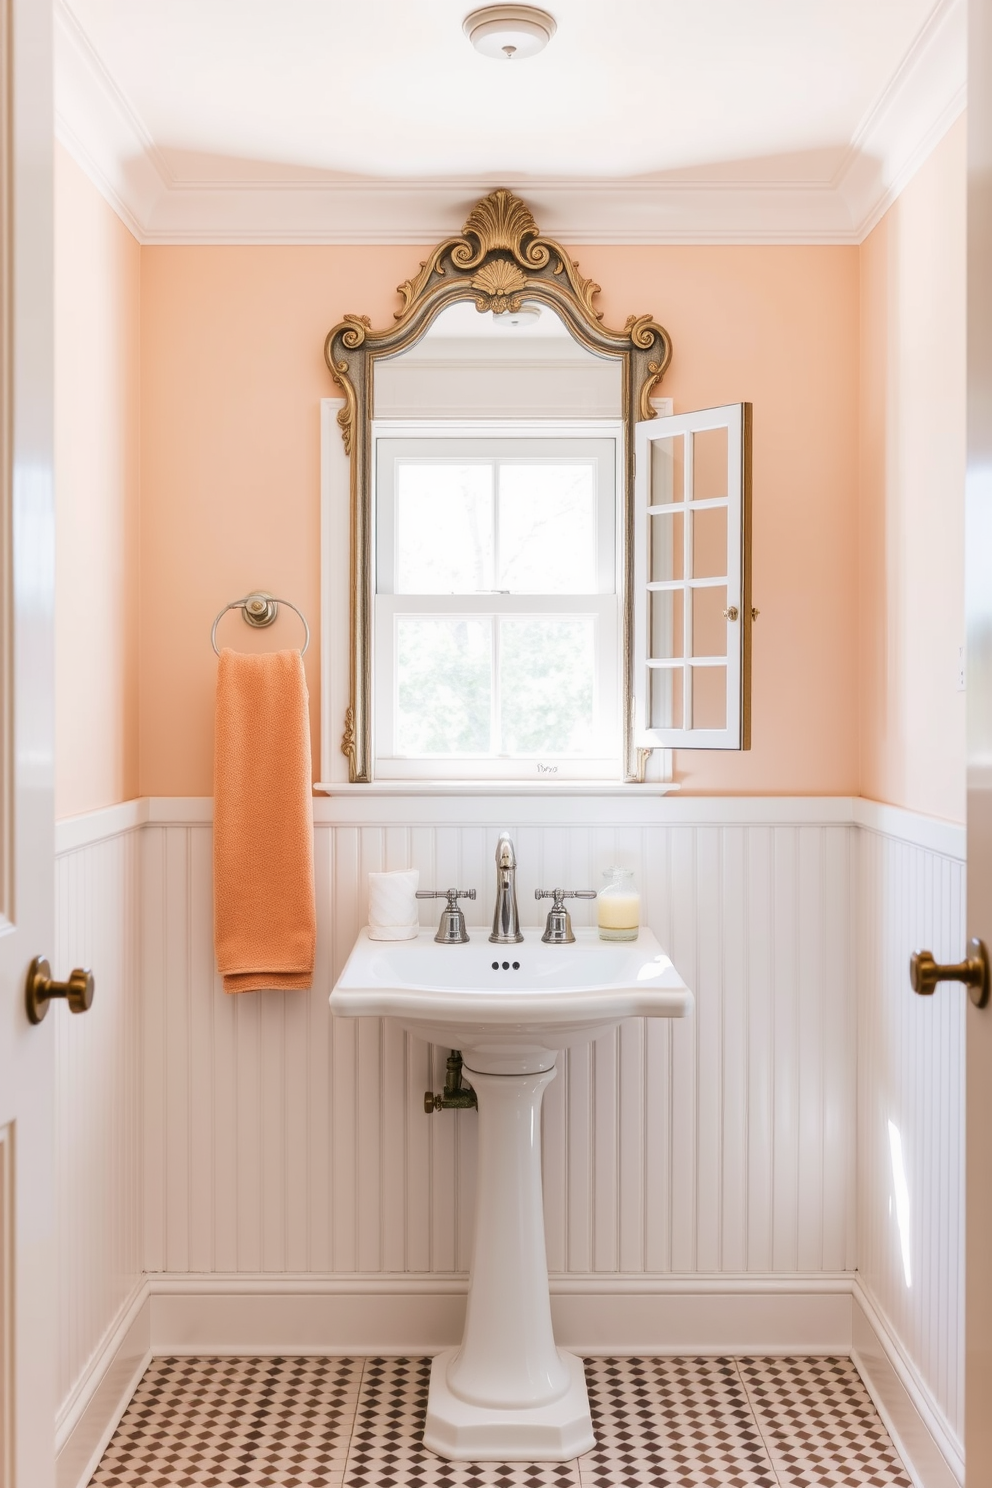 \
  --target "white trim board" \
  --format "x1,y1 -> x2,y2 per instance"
54,798 -> 146,855
56,1283 -> 150,1488
147,1271 -> 854,1358
55,794 -> 965,847
853,797 -> 965,862
853,1281 -> 962,1488
53,0 -> 965,247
